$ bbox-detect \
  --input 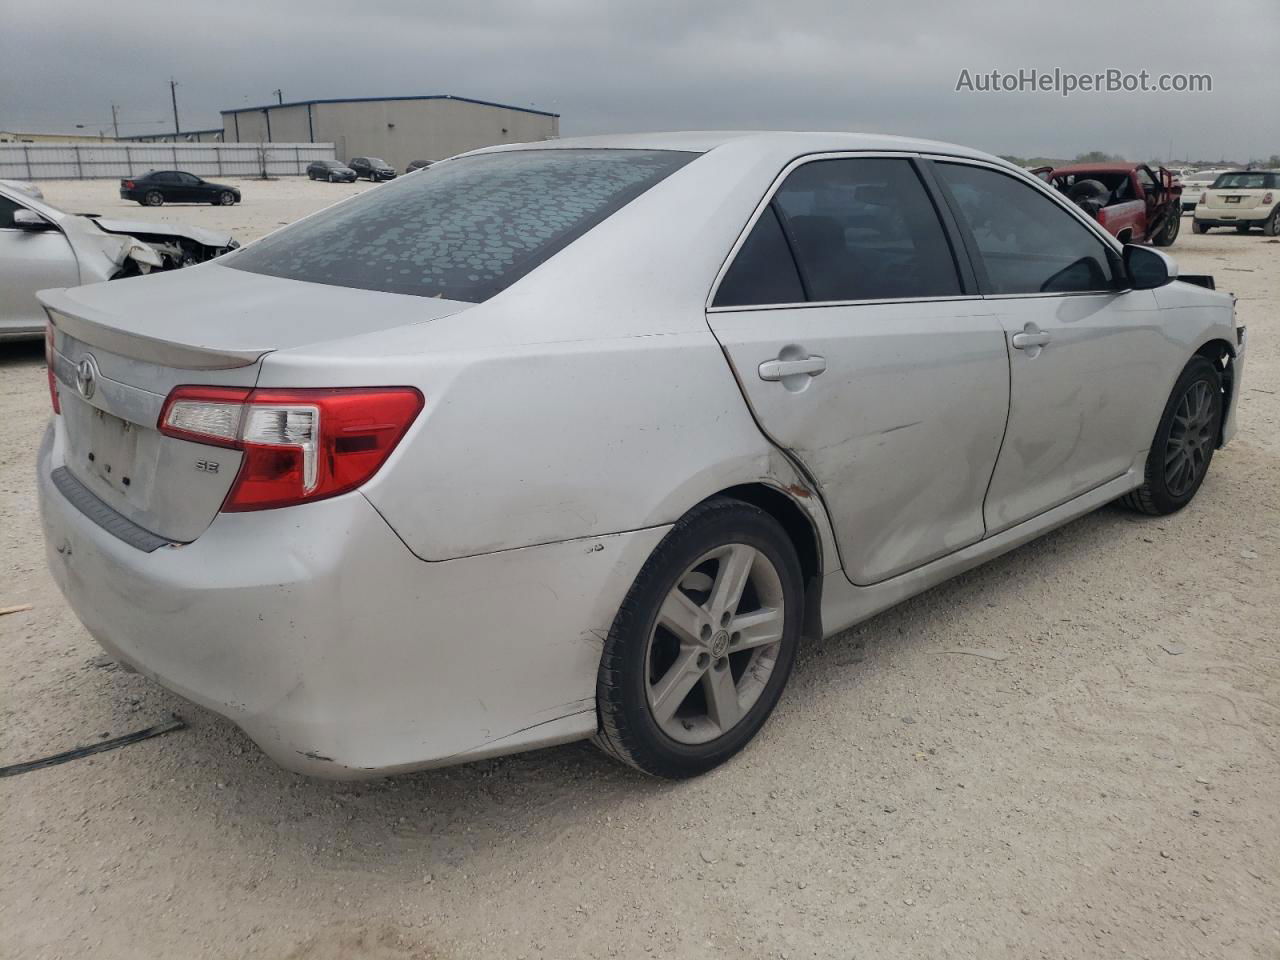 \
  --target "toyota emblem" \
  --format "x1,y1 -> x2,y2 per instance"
75,355 -> 98,400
